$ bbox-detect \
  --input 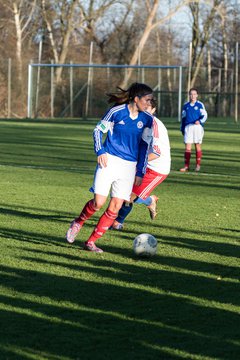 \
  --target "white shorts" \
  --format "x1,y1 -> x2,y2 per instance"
90,153 -> 137,201
184,124 -> 204,144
